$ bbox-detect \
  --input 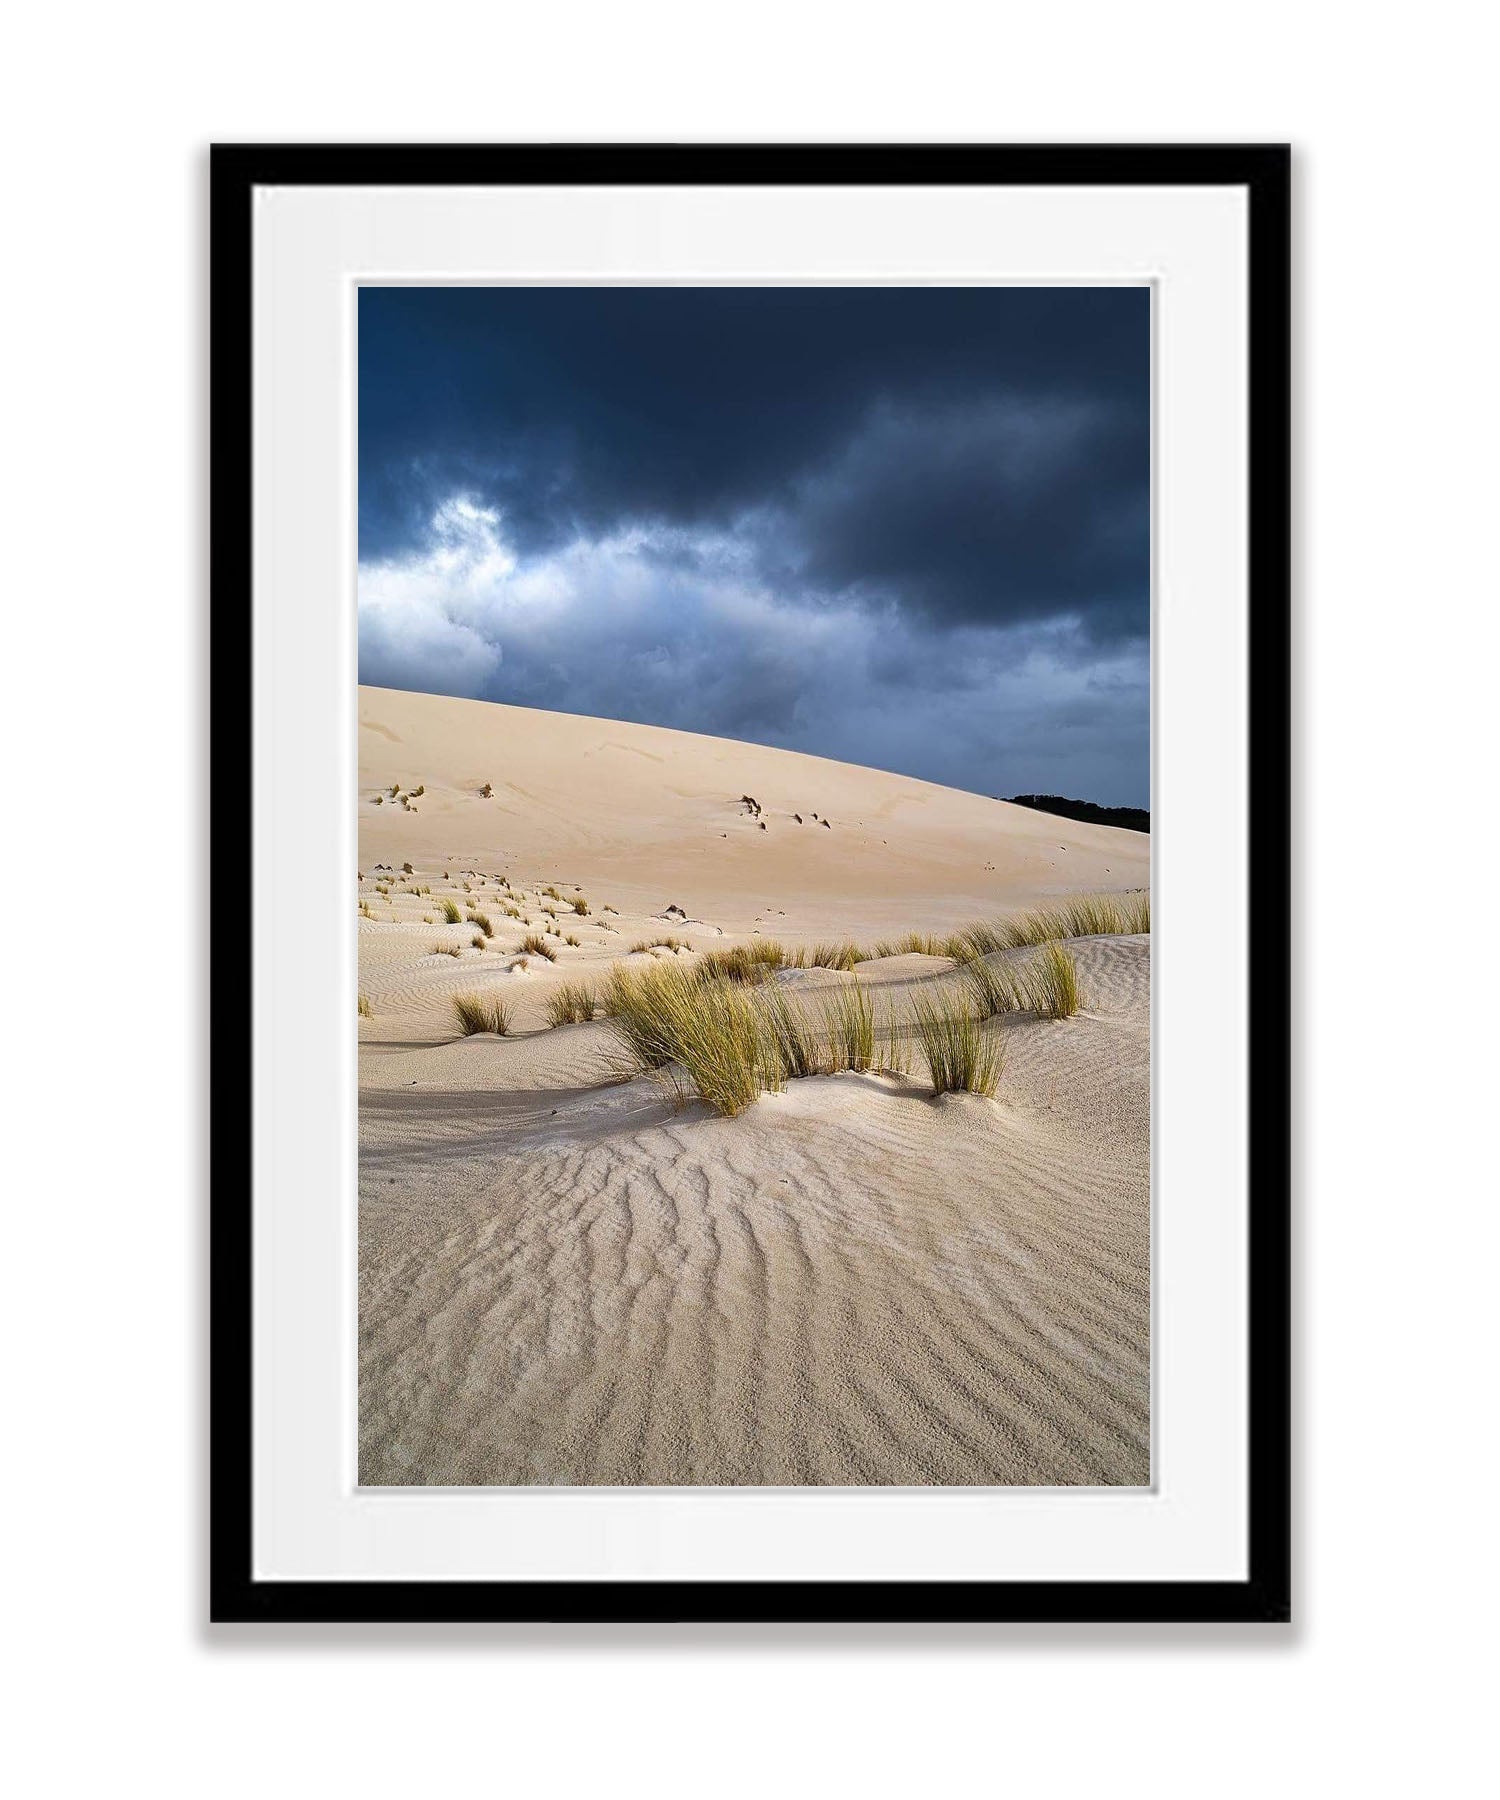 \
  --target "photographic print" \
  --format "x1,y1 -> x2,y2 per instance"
355,283 -> 1153,1489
